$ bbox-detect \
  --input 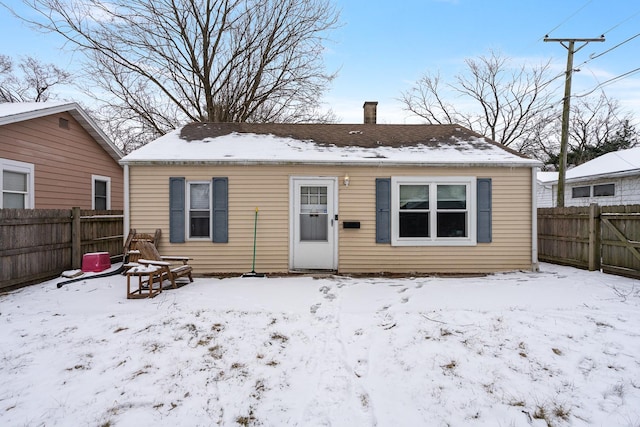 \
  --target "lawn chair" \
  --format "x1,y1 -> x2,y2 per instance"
123,228 -> 161,264
136,240 -> 193,289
